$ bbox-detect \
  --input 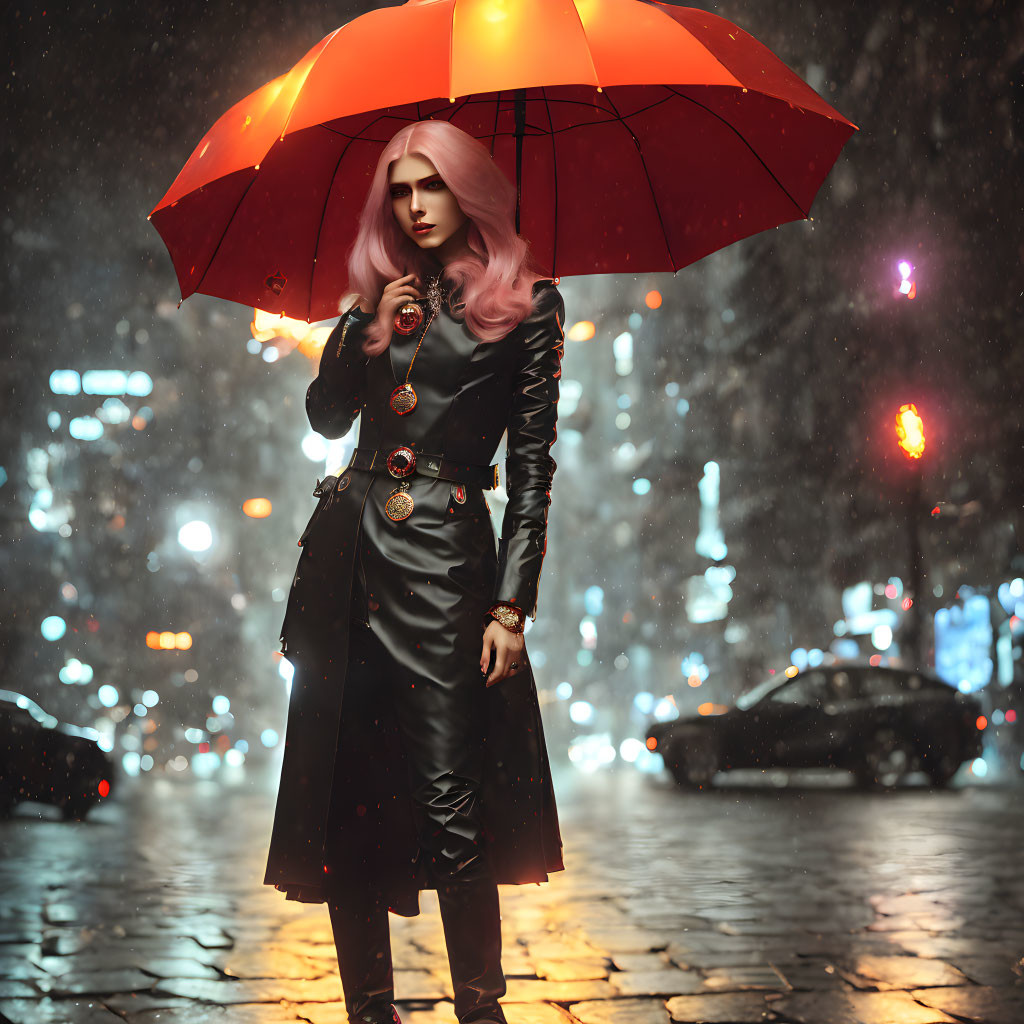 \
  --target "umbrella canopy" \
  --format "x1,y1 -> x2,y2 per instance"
149,0 -> 857,323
